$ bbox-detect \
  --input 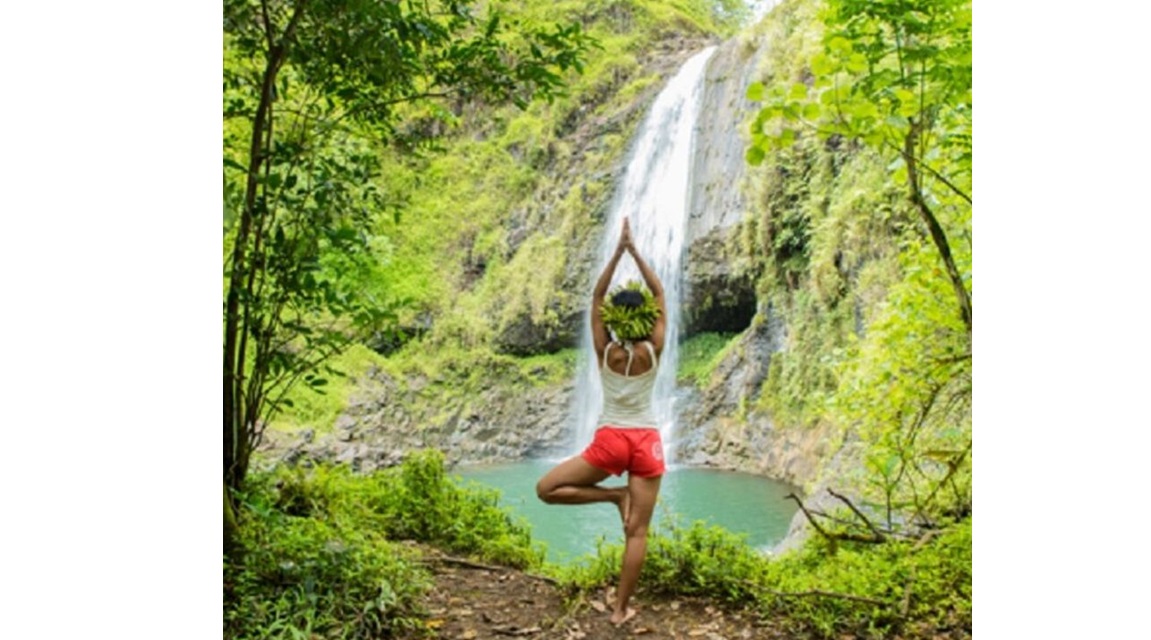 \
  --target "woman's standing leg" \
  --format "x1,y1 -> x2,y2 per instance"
612,473 -> 662,626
